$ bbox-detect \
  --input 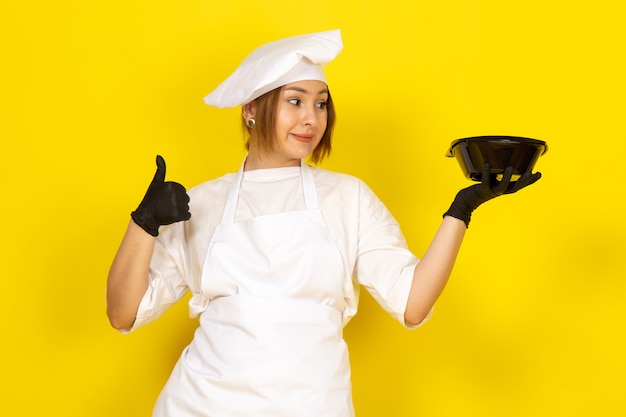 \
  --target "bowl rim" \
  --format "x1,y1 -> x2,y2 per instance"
446,135 -> 548,157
